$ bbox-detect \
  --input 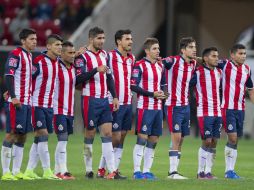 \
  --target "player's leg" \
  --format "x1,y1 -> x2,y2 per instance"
223,109 -> 239,179
142,110 -> 162,180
